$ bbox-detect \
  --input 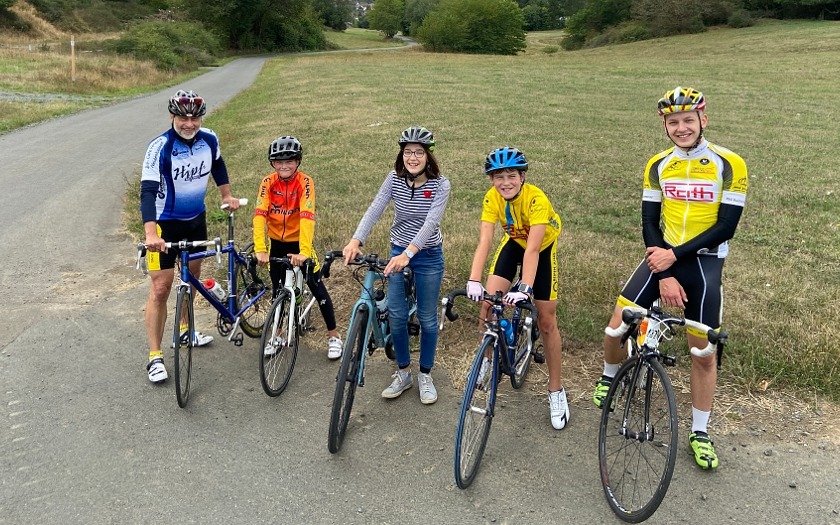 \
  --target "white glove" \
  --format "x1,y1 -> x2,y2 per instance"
503,291 -> 529,305
466,280 -> 485,302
